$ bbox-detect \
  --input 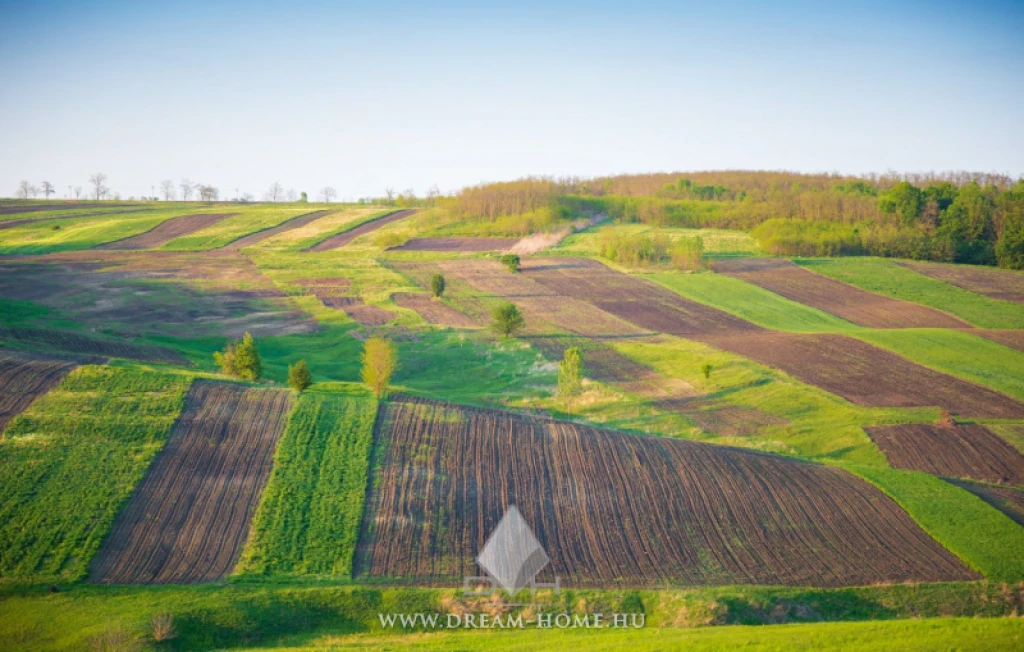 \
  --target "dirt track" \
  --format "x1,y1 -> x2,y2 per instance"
900,261 -> 1024,304
304,209 -> 417,252
714,258 -> 971,328
90,380 -> 292,584
218,210 -> 332,249
355,397 -> 977,588
865,423 -> 1024,484
391,237 -> 520,252
96,213 -> 235,250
